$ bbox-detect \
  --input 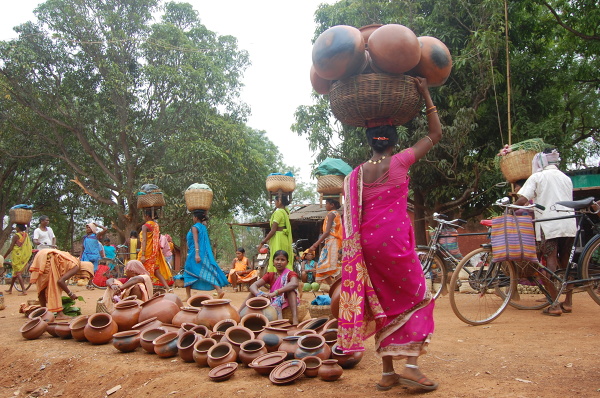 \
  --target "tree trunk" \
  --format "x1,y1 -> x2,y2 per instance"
413,190 -> 428,246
